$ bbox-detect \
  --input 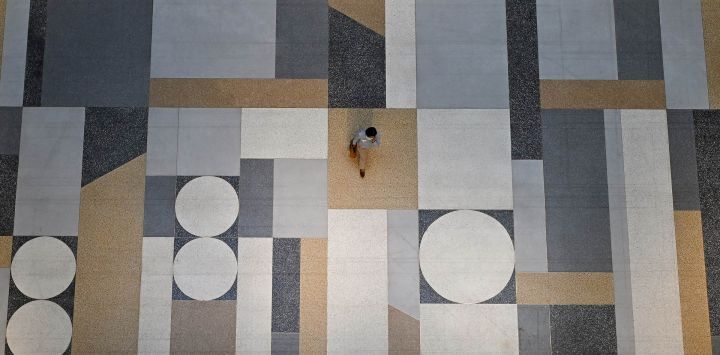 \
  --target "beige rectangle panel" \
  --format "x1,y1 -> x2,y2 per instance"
149,79 -> 328,108
540,80 -> 666,109
702,0 -> 720,108
516,272 -> 615,305
72,155 -> 146,353
137,237 -> 174,354
300,239 -> 327,354
236,238 -> 273,354
327,209 -> 388,353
